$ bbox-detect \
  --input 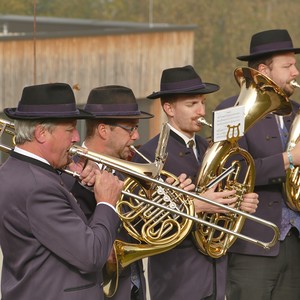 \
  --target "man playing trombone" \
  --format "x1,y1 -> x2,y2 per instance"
0,83 -> 124,300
